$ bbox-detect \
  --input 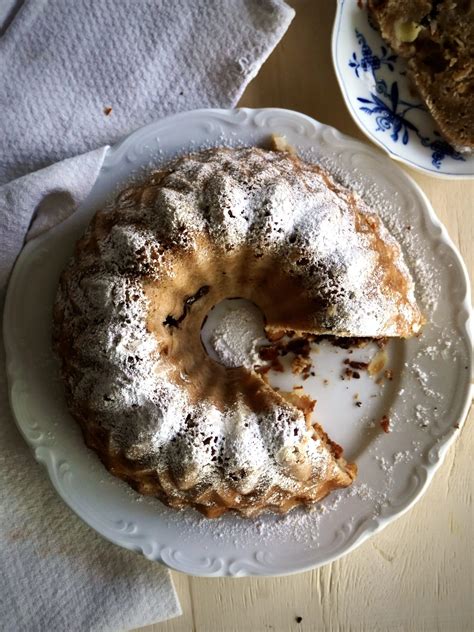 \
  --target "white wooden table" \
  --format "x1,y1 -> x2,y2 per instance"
140,3 -> 473,630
